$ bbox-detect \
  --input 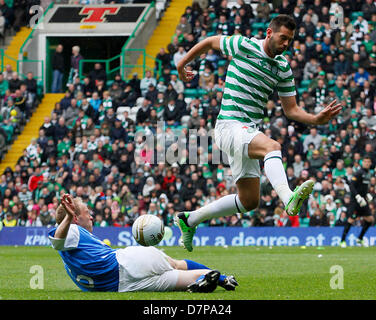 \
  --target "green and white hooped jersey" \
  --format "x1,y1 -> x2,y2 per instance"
218,35 -> 296,124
